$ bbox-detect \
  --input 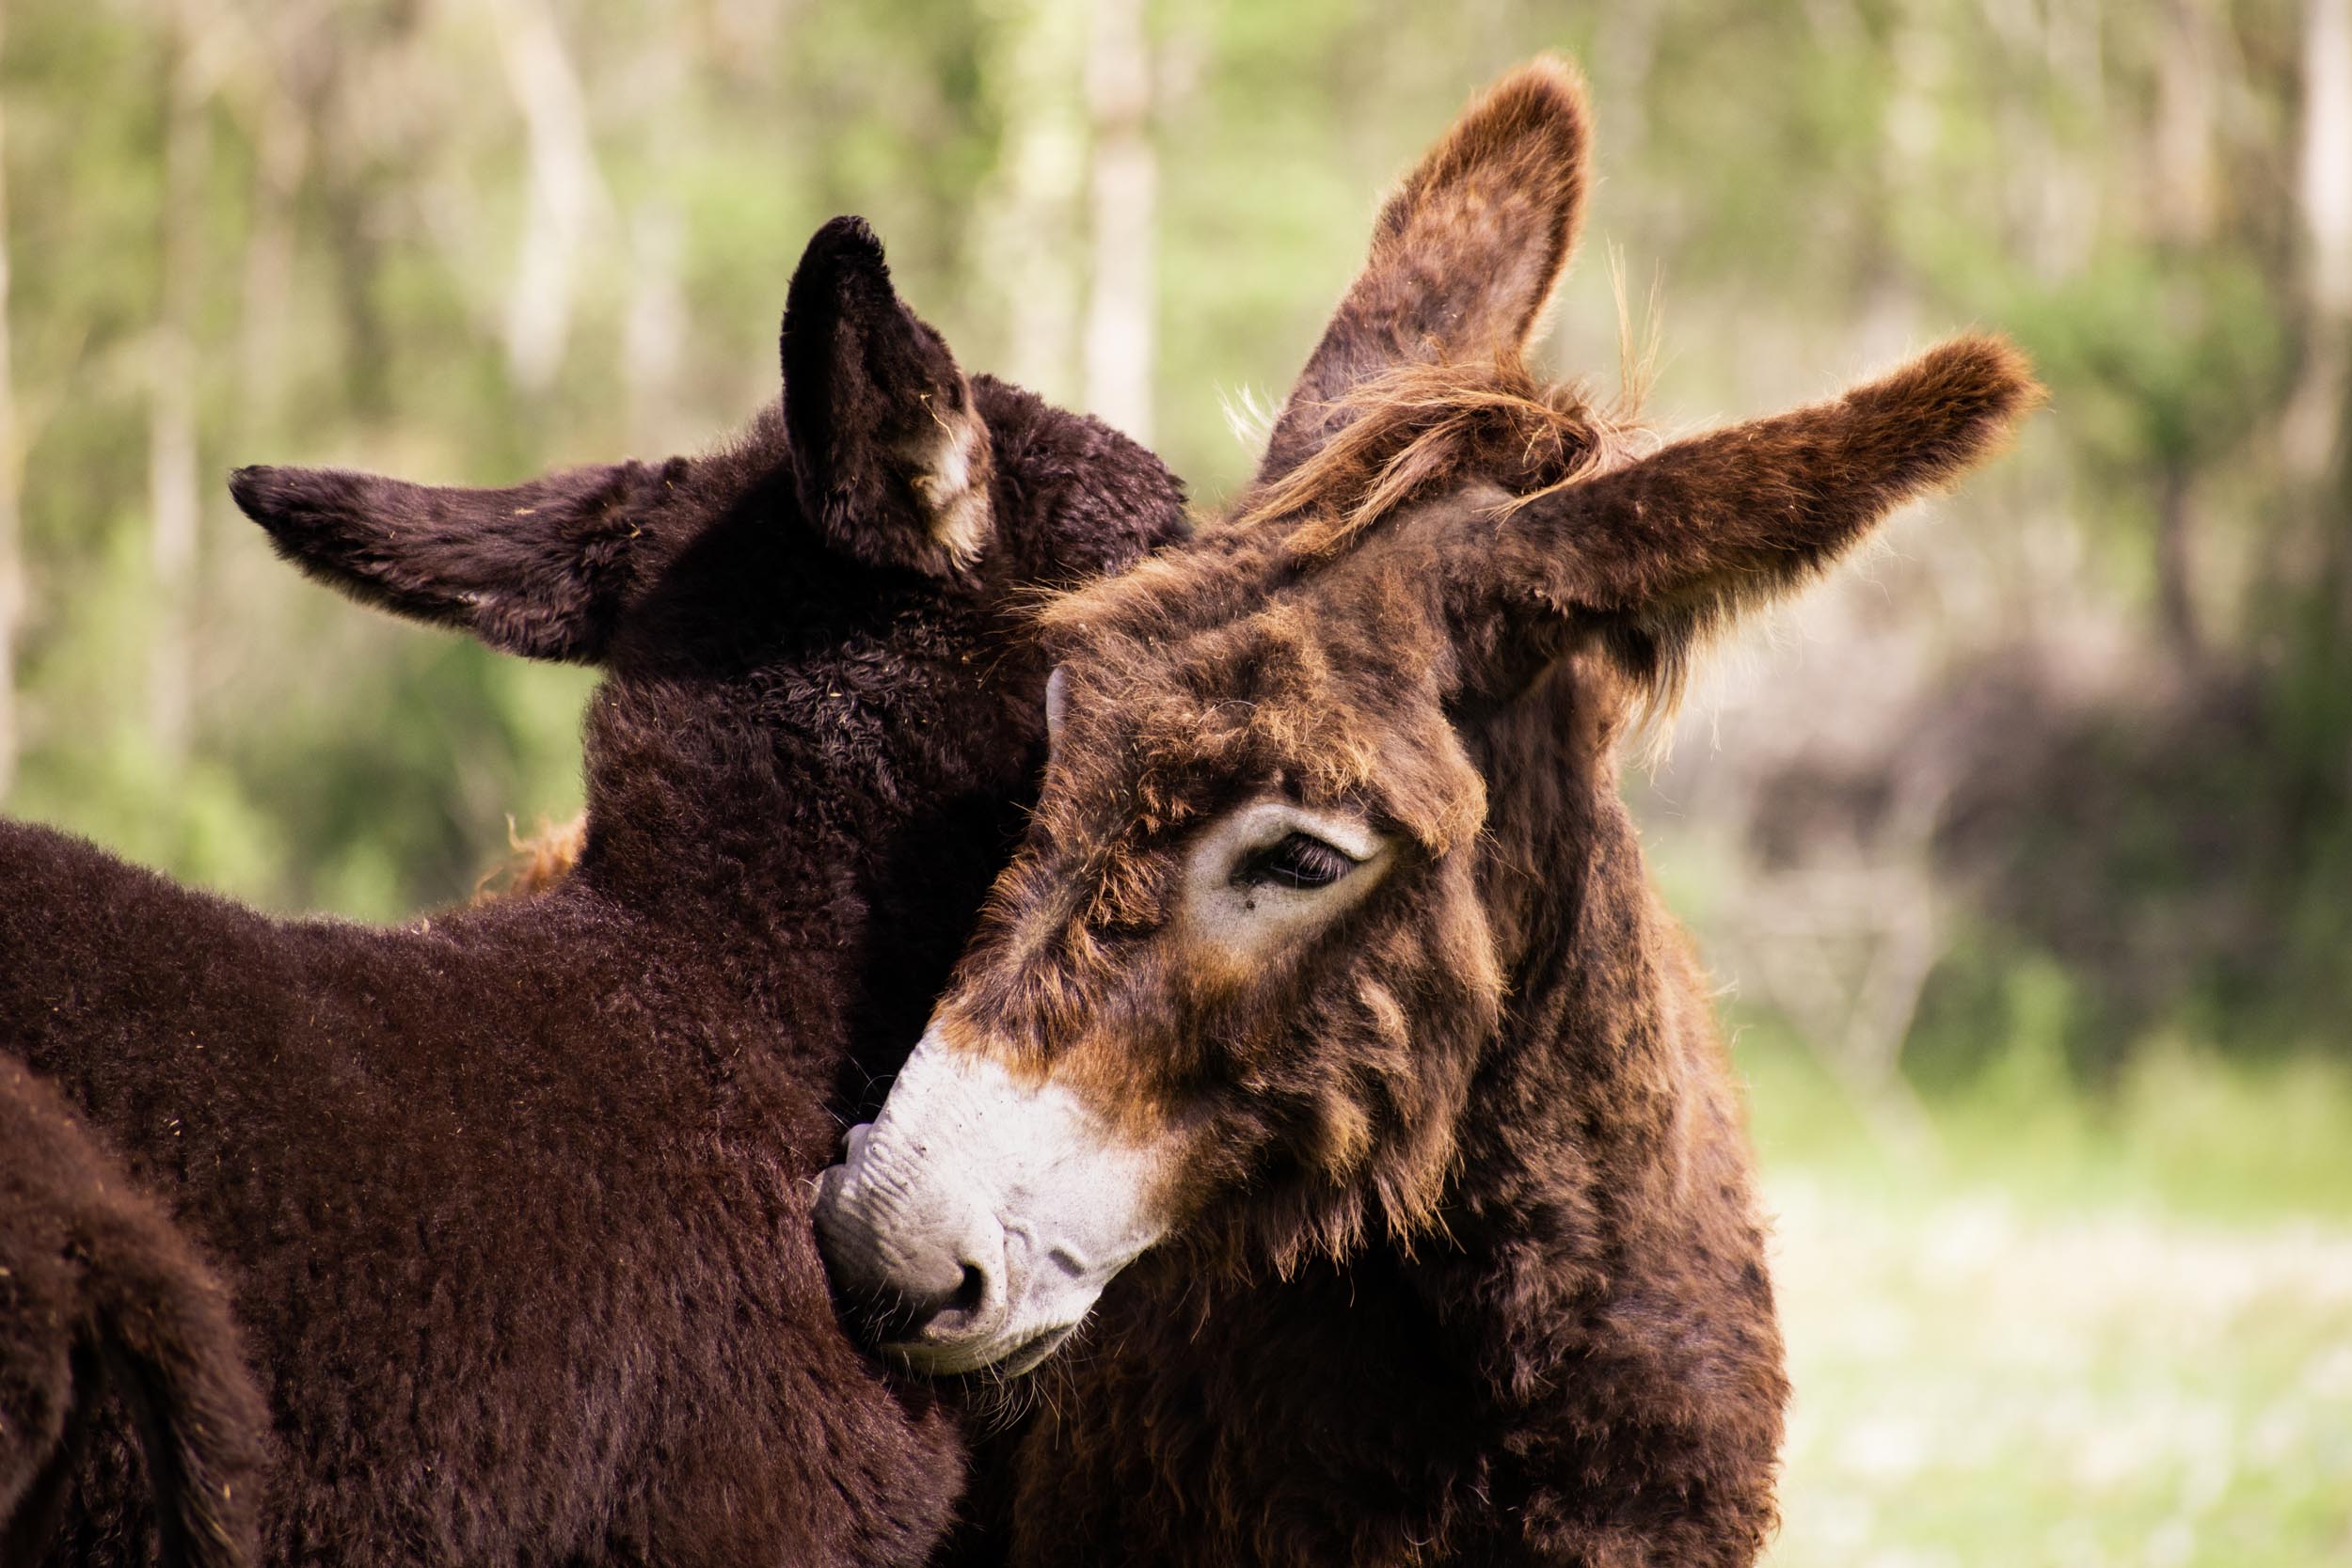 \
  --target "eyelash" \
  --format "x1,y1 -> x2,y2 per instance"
1235,832 -> 1359,891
